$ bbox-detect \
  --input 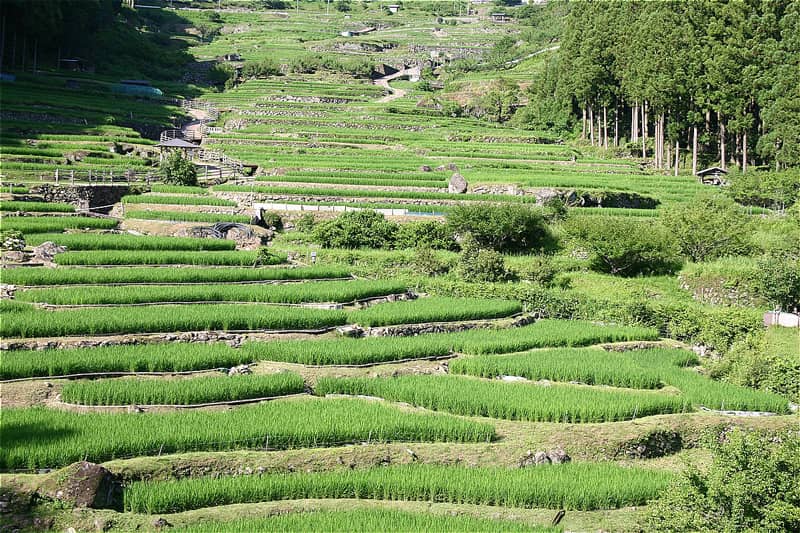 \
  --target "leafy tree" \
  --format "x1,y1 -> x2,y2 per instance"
334,0 -> 351,12
447,203 -> 553,252
159,151 -> 197,186
662,194 -> 753,262
565,217 -> 681,276
311,210 -> 397,249
644,428 -> 800,533
413,247 -> 450,276
728,170 -> 800,210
